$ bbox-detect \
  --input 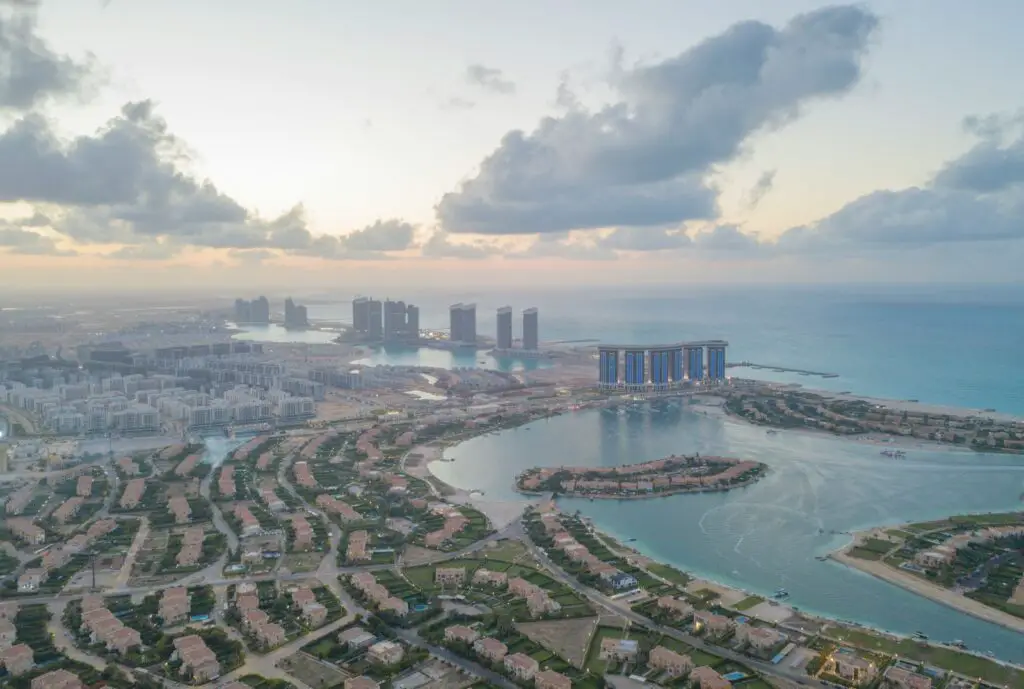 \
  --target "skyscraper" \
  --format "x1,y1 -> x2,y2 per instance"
449,303 -> 463,342
523,307 -> 538,350
460,303 -> 477,344
367,299 -> 383,340
496,306 -> 513,350
406,304 -> 420,340
352,297 -> 370,334
384,300 -> 407,341
234,296 -> 270,324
